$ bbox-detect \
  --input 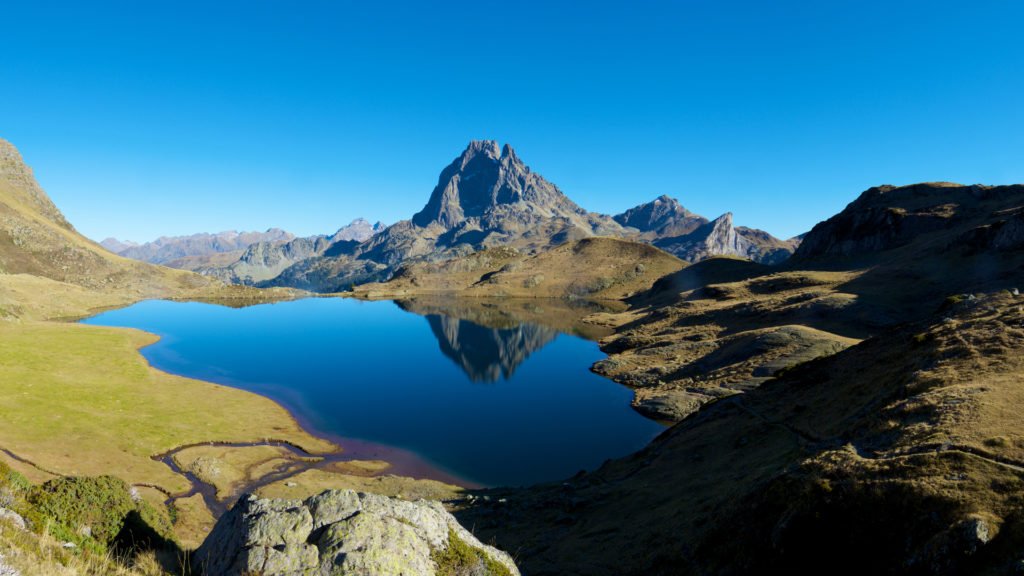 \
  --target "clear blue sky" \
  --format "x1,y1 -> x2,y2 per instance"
2,1 -> 1021,242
